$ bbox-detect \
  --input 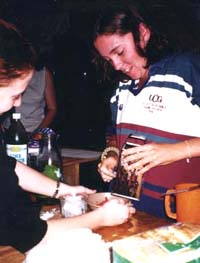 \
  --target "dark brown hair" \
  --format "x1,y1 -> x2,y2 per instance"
91,3 -> 187,82
0,19 -> 36,86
